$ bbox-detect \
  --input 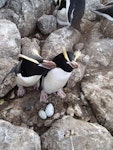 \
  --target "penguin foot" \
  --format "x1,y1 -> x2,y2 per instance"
57,89 -> 66,99
40,90 -> 48,103
17,86 -> 26,97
